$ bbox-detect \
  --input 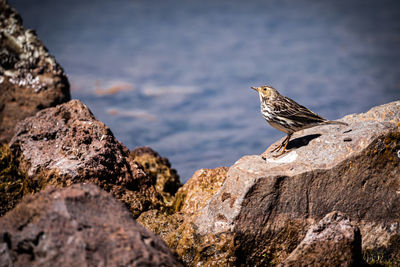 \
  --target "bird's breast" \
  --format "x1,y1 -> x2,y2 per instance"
260,103 -> 273,119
